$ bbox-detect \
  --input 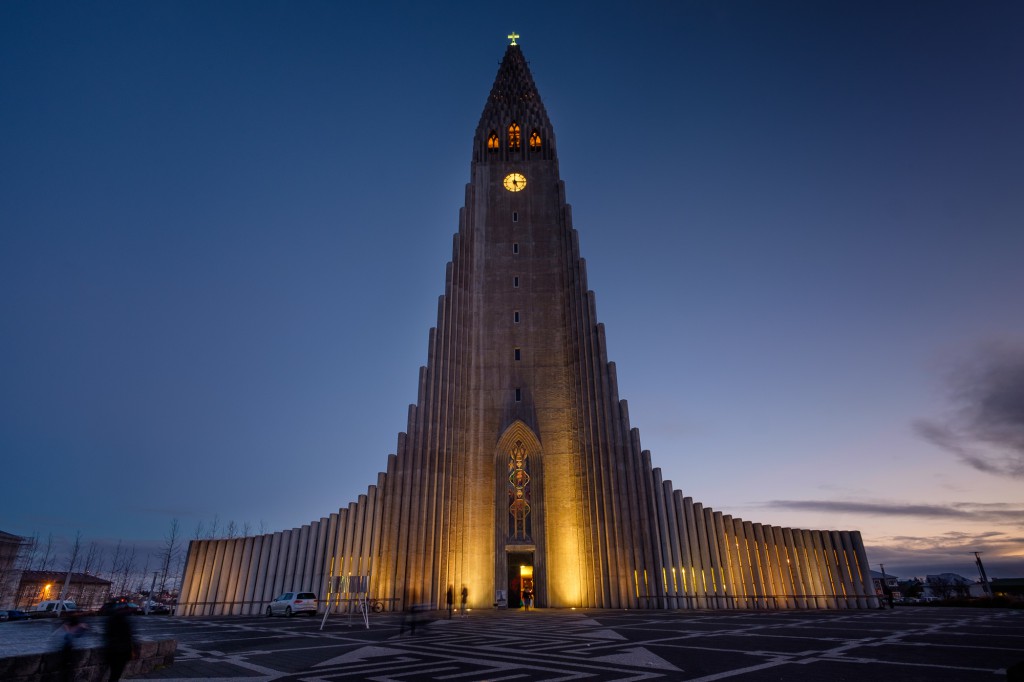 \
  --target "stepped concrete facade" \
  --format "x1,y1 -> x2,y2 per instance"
177,43 -> 878,615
